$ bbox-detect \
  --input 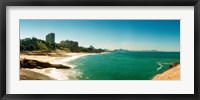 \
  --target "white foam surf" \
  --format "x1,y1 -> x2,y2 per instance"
28,68 -> 82,80
156,62 -> 163,71
156,62 -> 173,71
50,53 -> 93,68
